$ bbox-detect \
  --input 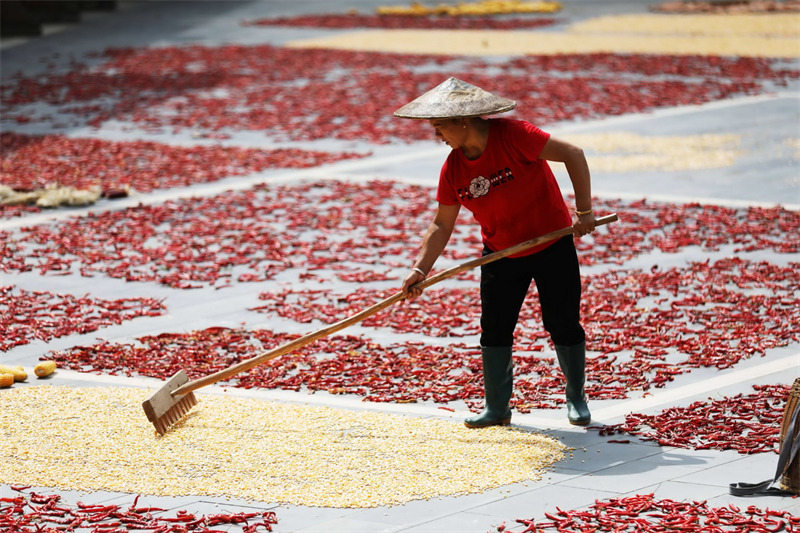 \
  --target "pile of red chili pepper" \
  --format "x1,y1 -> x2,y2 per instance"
0,131 -> 364,202
510,493 -> 799,532
0,487 -> 277,532
2,45 -> 795,143
590,383 -> 790,454
2,184 -> 797,289
0,285 -> 166,352
243,13 -> 559,29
